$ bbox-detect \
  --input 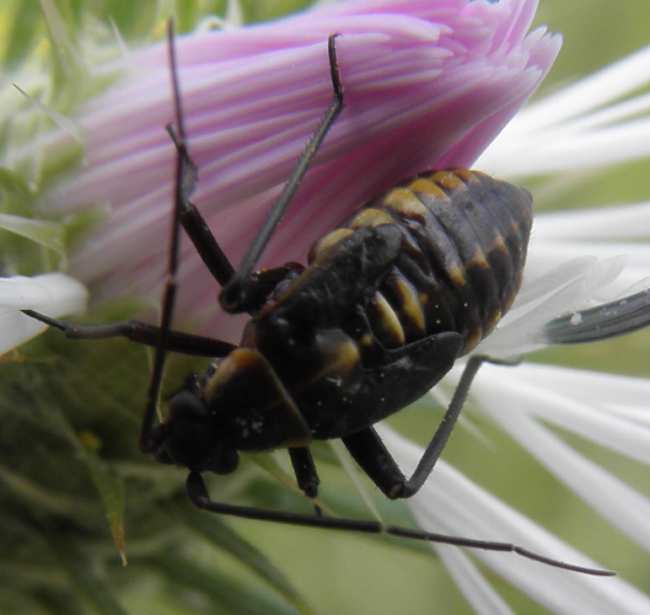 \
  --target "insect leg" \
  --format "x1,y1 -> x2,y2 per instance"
344,356 -> 509,498
220,34 -> 344,313
21,310 -> 235,357
139,20 -> 192,453
167,103 -> 305,308
398,355 -> 485,497
185,471 -> 613,576
341,426 -> 406,498
289,446 -> 320,499
165,123 -> 235,287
